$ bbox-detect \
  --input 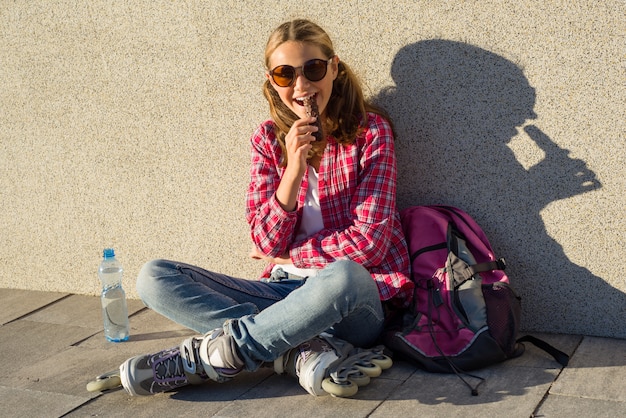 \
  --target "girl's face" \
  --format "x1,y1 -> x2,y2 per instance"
266,41 -> 338,120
